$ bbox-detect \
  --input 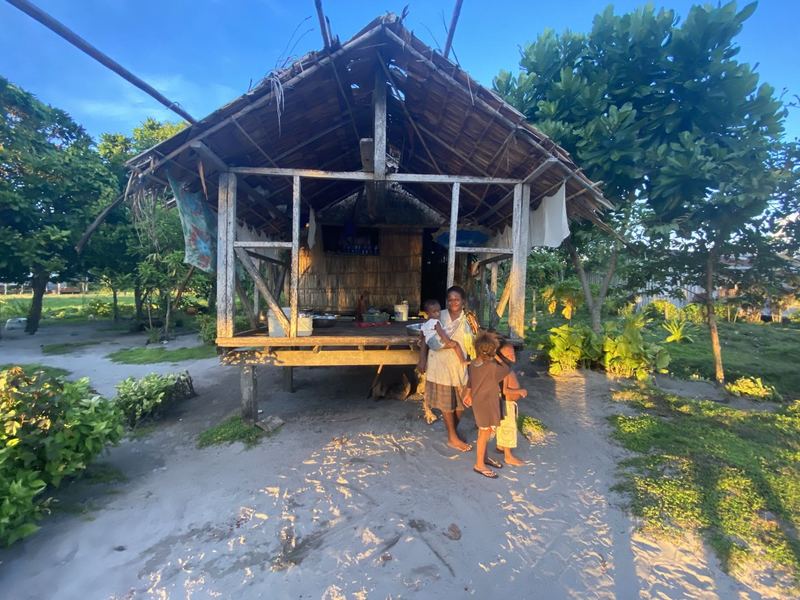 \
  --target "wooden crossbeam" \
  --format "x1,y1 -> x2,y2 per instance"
234,246 -> 291,335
